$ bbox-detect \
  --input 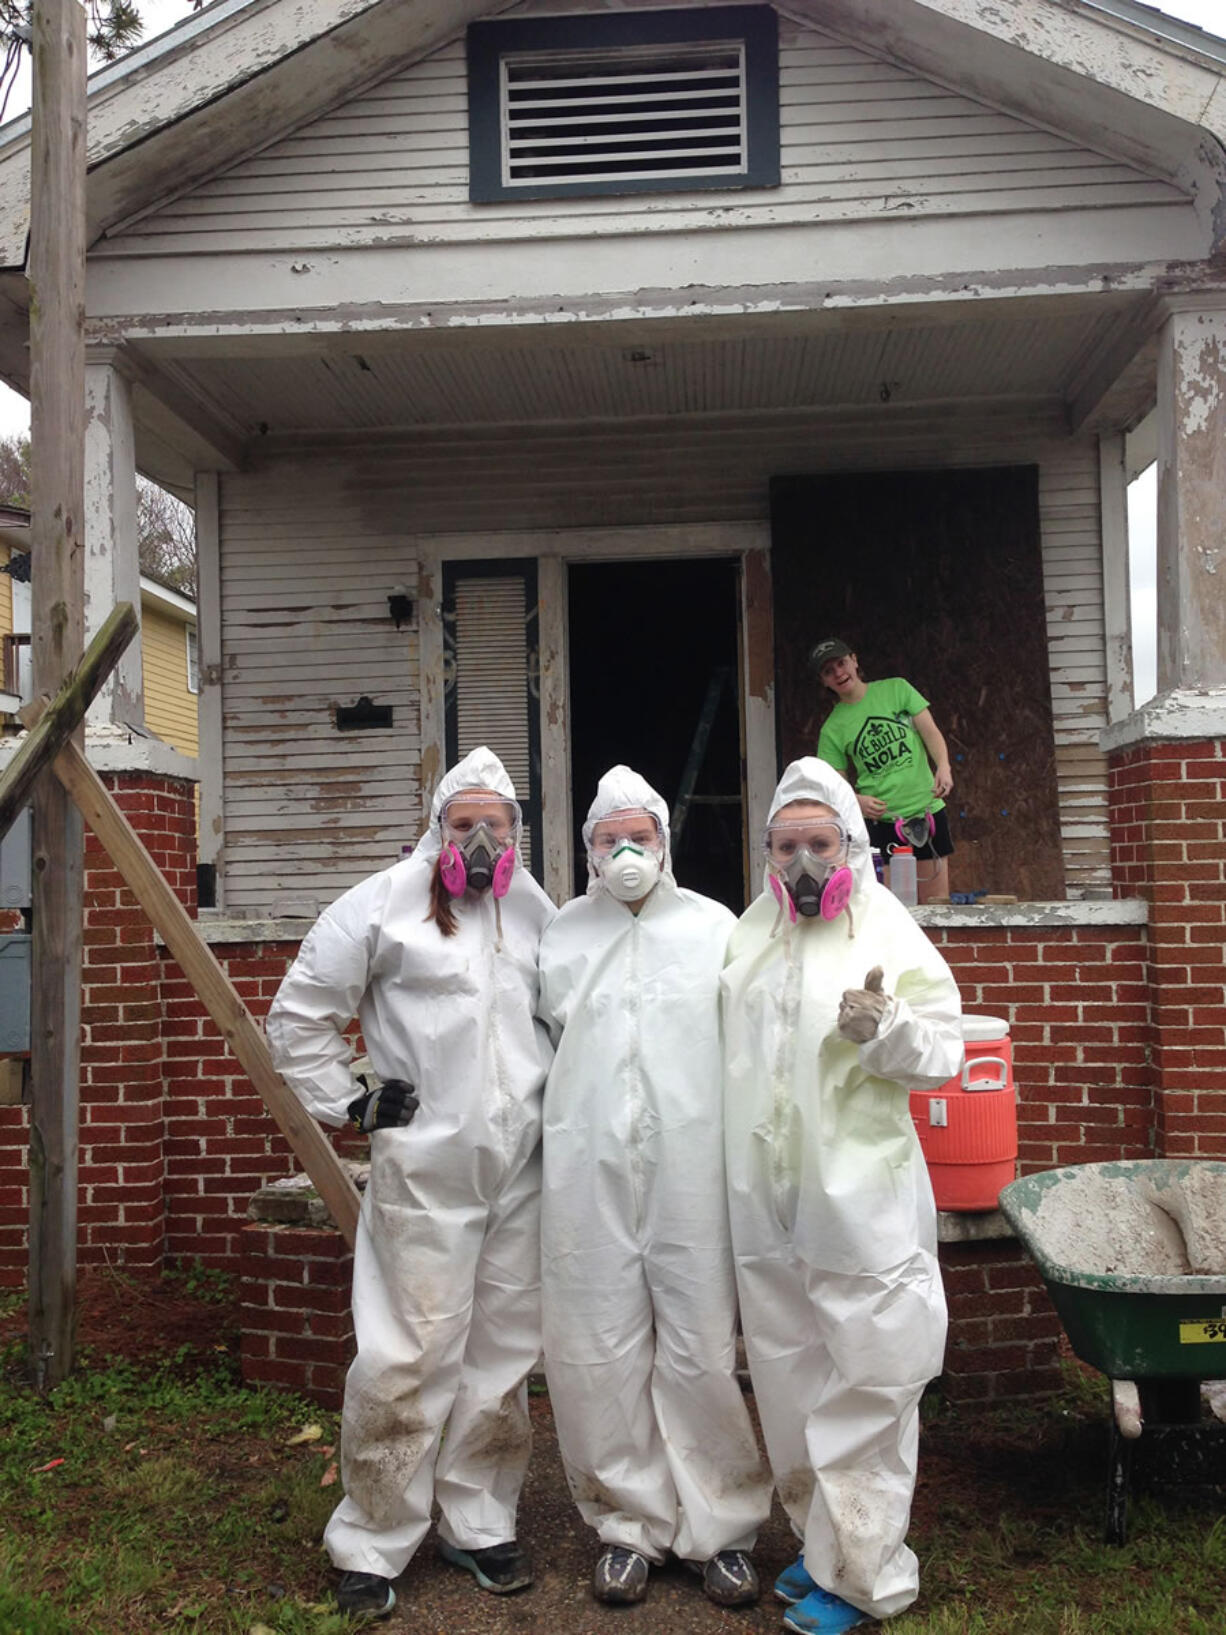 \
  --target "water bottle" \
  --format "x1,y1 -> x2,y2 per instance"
870,847 -> 885,885
889,846 -> 918,906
